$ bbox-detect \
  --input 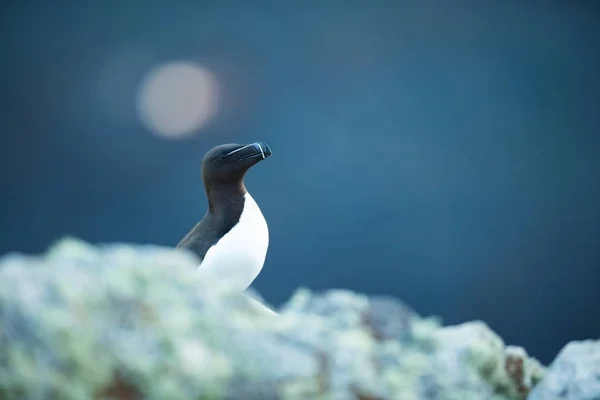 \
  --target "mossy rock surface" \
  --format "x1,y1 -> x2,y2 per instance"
0,238 -> 593,399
